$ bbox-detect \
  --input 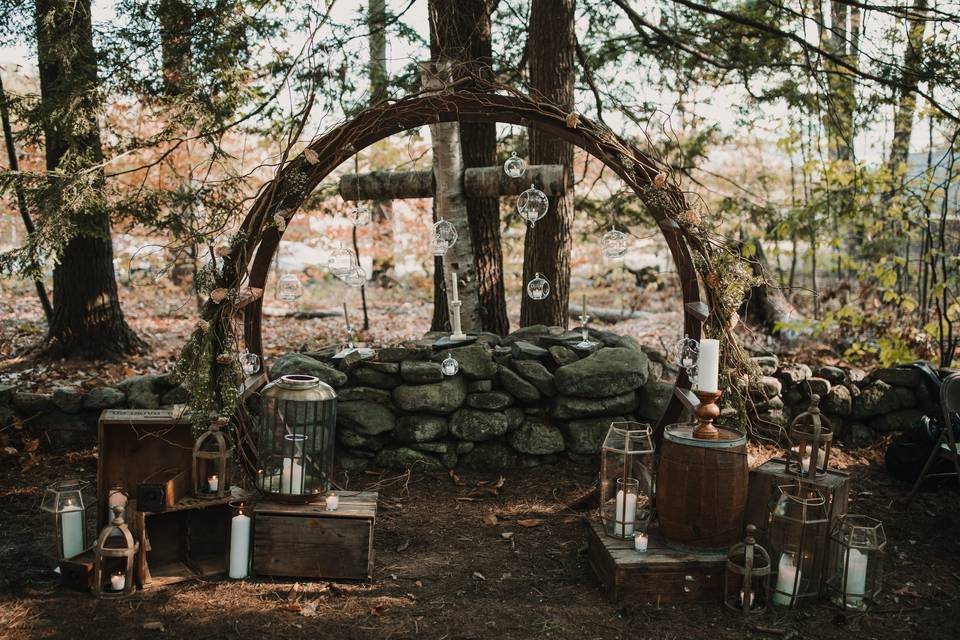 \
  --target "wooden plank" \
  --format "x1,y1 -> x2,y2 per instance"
256,491 -> 377,520
684,301 -> 710,322
337,165 -> 566,201
253,514 -> 373,580
136,468 -> 189,513
673,386 -> 699,413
